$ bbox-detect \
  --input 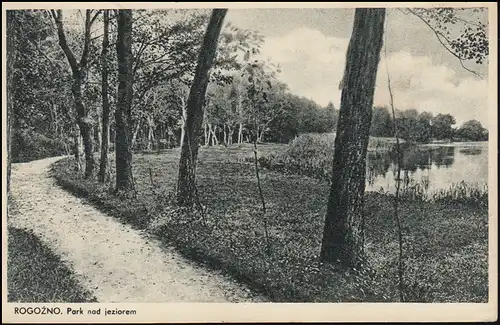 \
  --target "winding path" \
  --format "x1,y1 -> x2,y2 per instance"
8,156 -> 266,303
